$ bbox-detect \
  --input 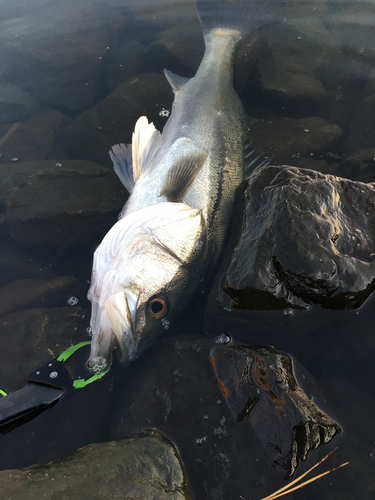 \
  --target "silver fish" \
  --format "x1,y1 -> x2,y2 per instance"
87,0 -> 270,371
